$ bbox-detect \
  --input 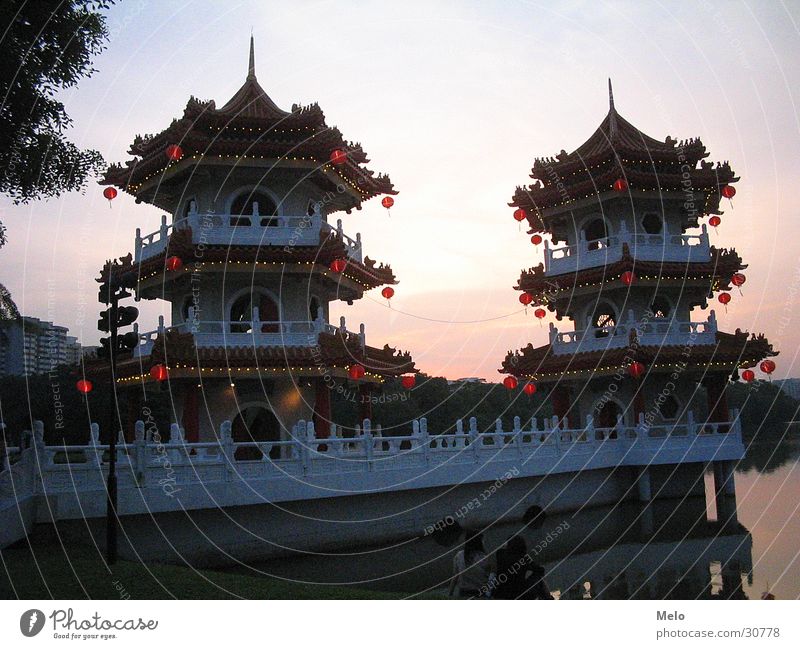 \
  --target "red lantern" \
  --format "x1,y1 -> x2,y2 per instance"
382,286 -> 395,301
166,144 -> 183,161
513,208 -> 526,222
709,215 -> 721,228
401,375 -> 416,390
348,364 -> 366,380
534,307 -> 546,319
76,379 -> 93,394
531,234 -> 543,246
620,271 -> 636,286
731,273 -> 746,287
718,292 -> 731,305
503,376 -> 518,390
166,256 -> 183,271
330,149 -> 347,166
519,293 -> 534,306
721,185 -> 736,199
102,187 -> 117,207
523,383 -> 536,395
150,364 -> 168,381
381,196 -> 394,210
741,369 -> 755,383
329,258 -> 347,273
613,178 -> 628,192
628,361 -> 645,379
760,359 -> 776,375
